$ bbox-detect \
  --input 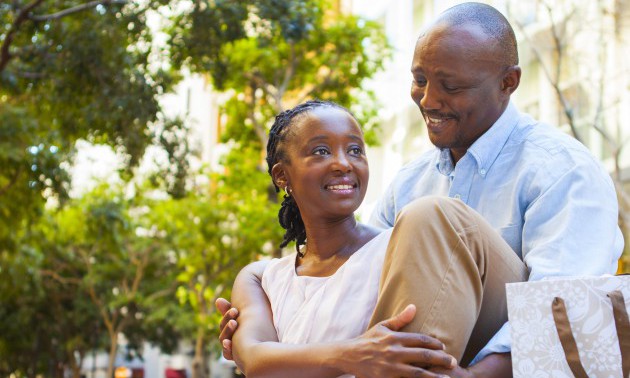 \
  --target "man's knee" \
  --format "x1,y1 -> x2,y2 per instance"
396,196 -> 470,225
